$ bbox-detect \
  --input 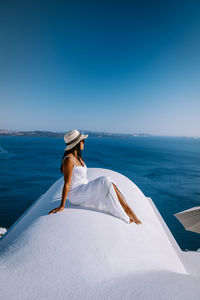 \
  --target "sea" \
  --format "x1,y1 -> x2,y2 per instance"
0,135 -> 200,251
